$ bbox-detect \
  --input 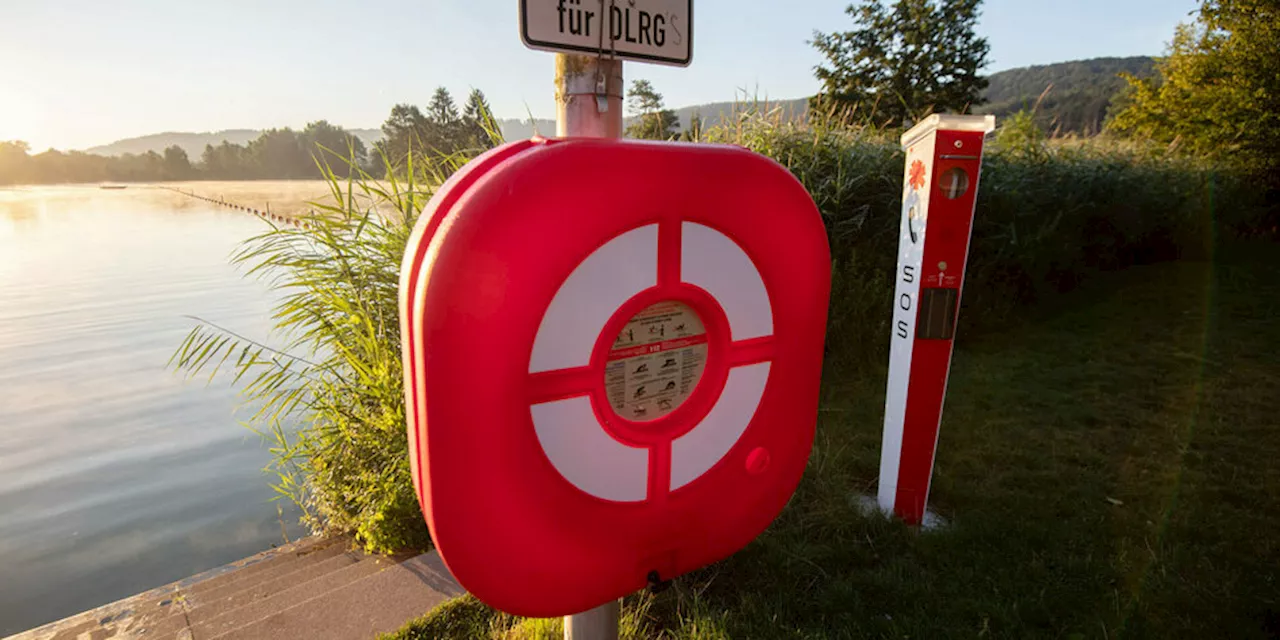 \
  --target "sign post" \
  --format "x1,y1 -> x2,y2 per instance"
564,598 -> 620,640
556,53 -> 624,139
878,114 -> 995,526
532,2 -> 692,630
401,6 -> 816,640
554,17 -> 624,639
